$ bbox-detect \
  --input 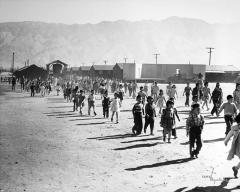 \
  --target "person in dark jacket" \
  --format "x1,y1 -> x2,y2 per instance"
192,82 -> 203,103
102,90 -> 111,118
211,82 -> 223,116
144,96 -> 156,135
132,95 -> 144,135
